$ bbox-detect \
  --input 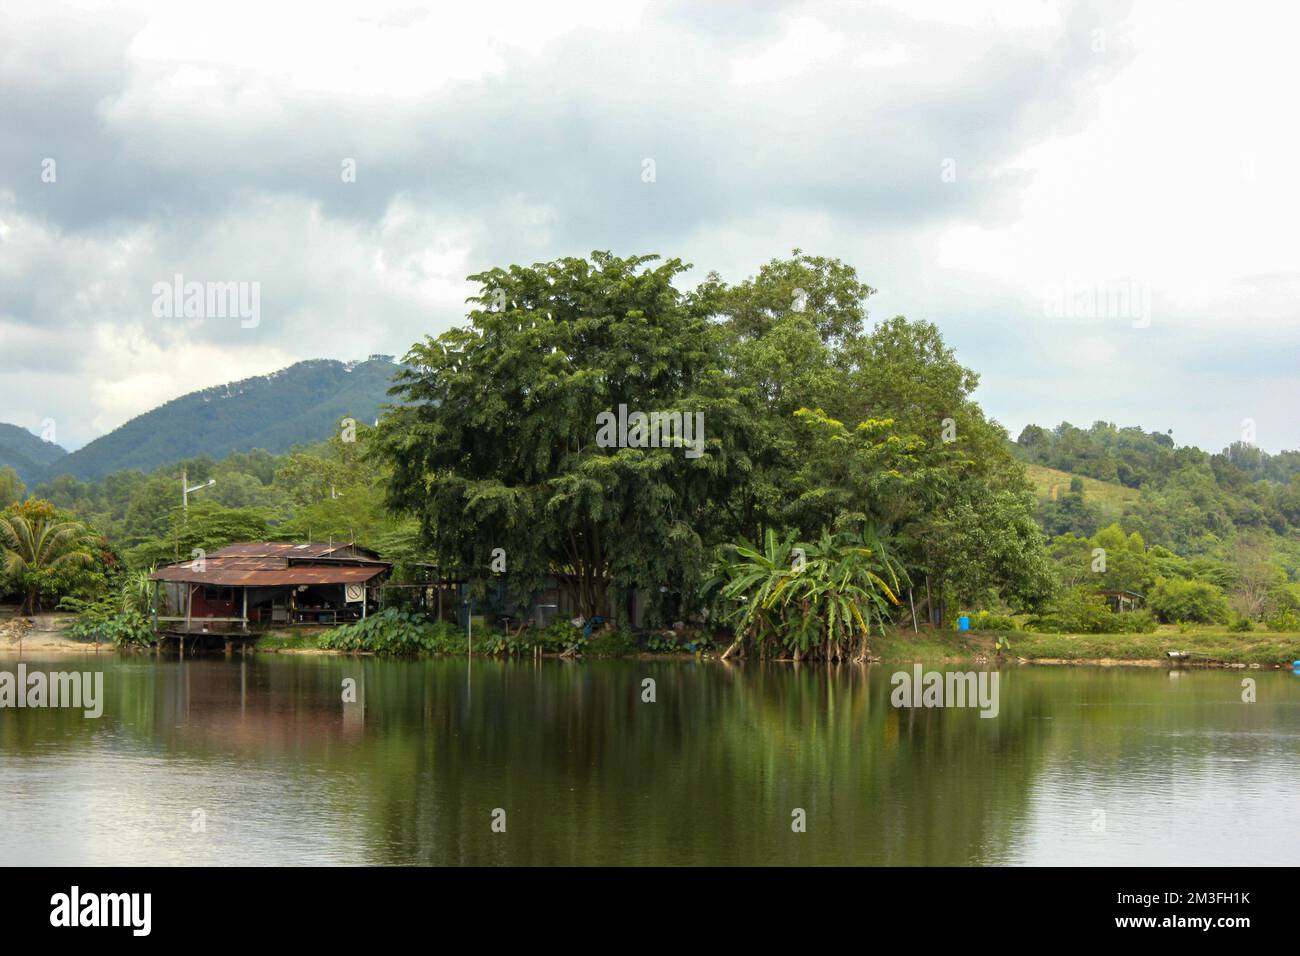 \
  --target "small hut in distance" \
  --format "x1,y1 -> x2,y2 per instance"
1097,589 -> 1144,613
